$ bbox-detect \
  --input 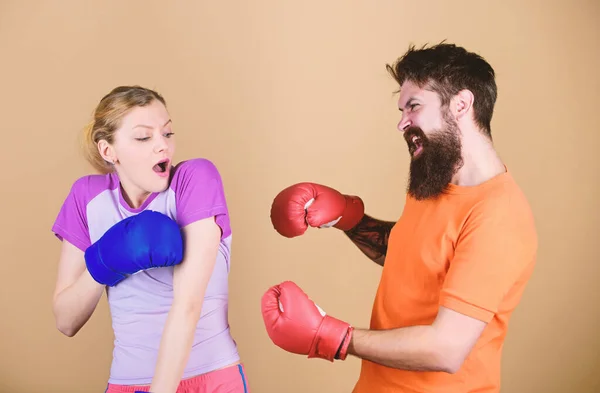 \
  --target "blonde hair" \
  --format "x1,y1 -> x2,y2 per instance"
82,85 -> 167,174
